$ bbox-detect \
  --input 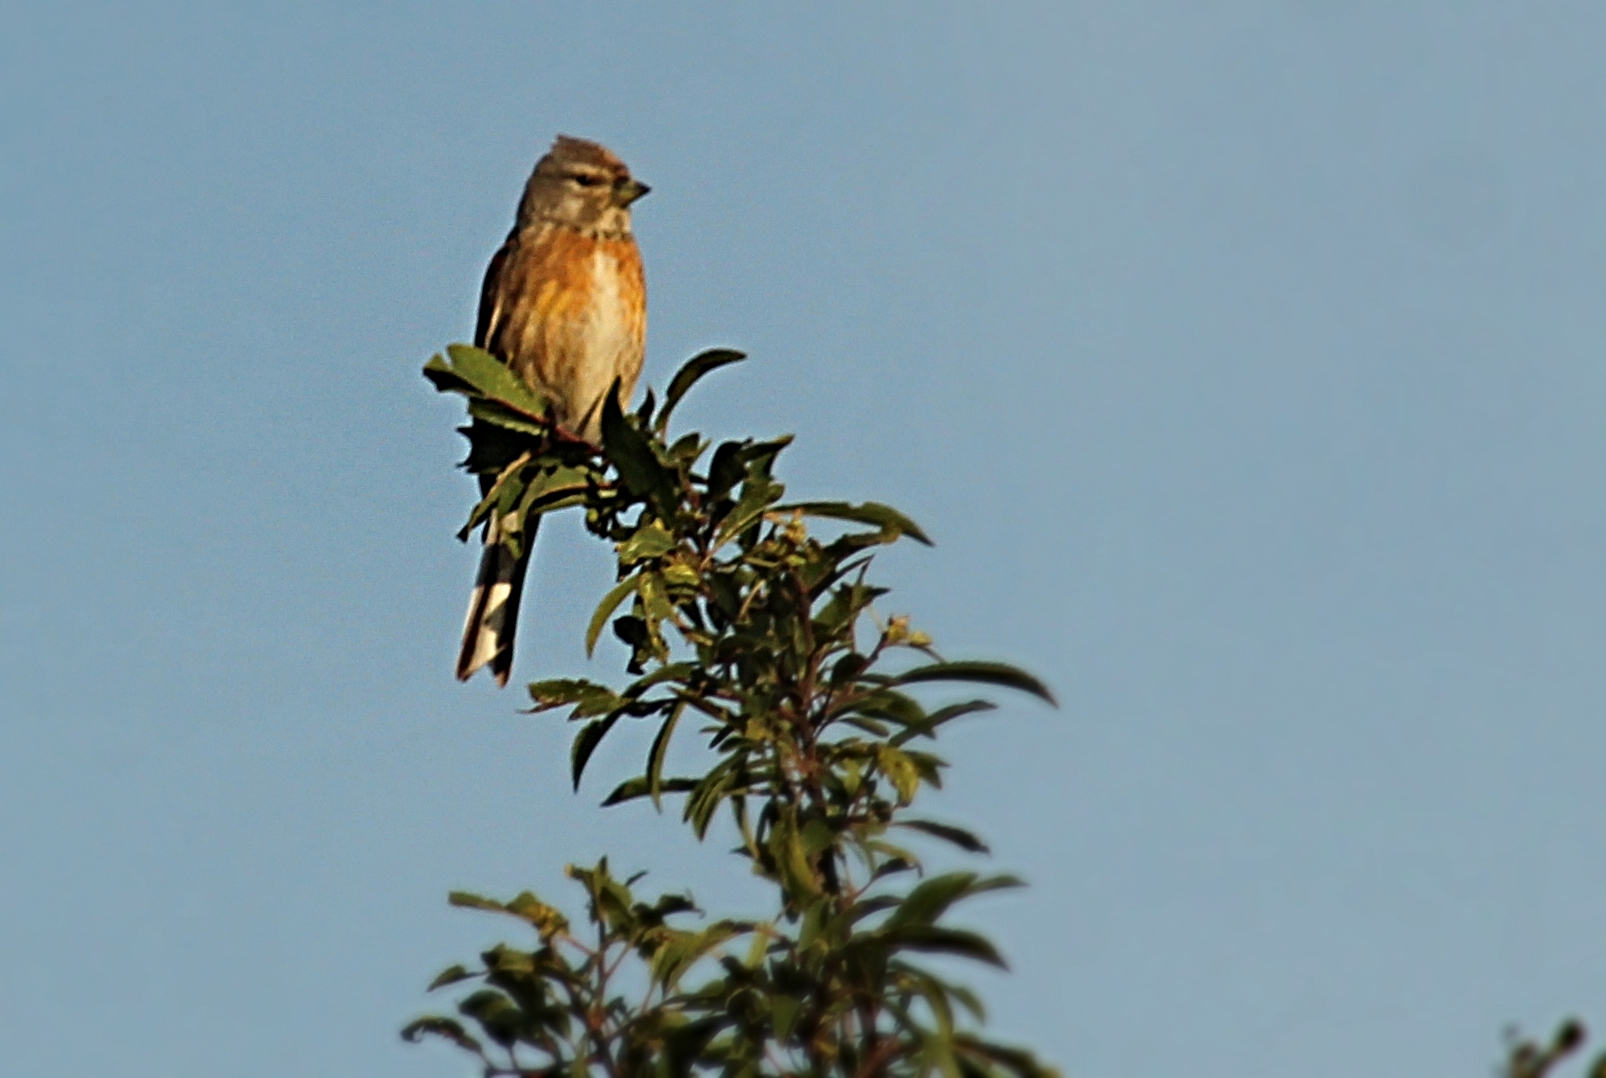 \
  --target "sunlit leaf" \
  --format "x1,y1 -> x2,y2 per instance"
619,522 -> 677,564
443,343 -> 549,414
447,891 -> 508,914
876,744 -> 922,805
527,678 -> 622,717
